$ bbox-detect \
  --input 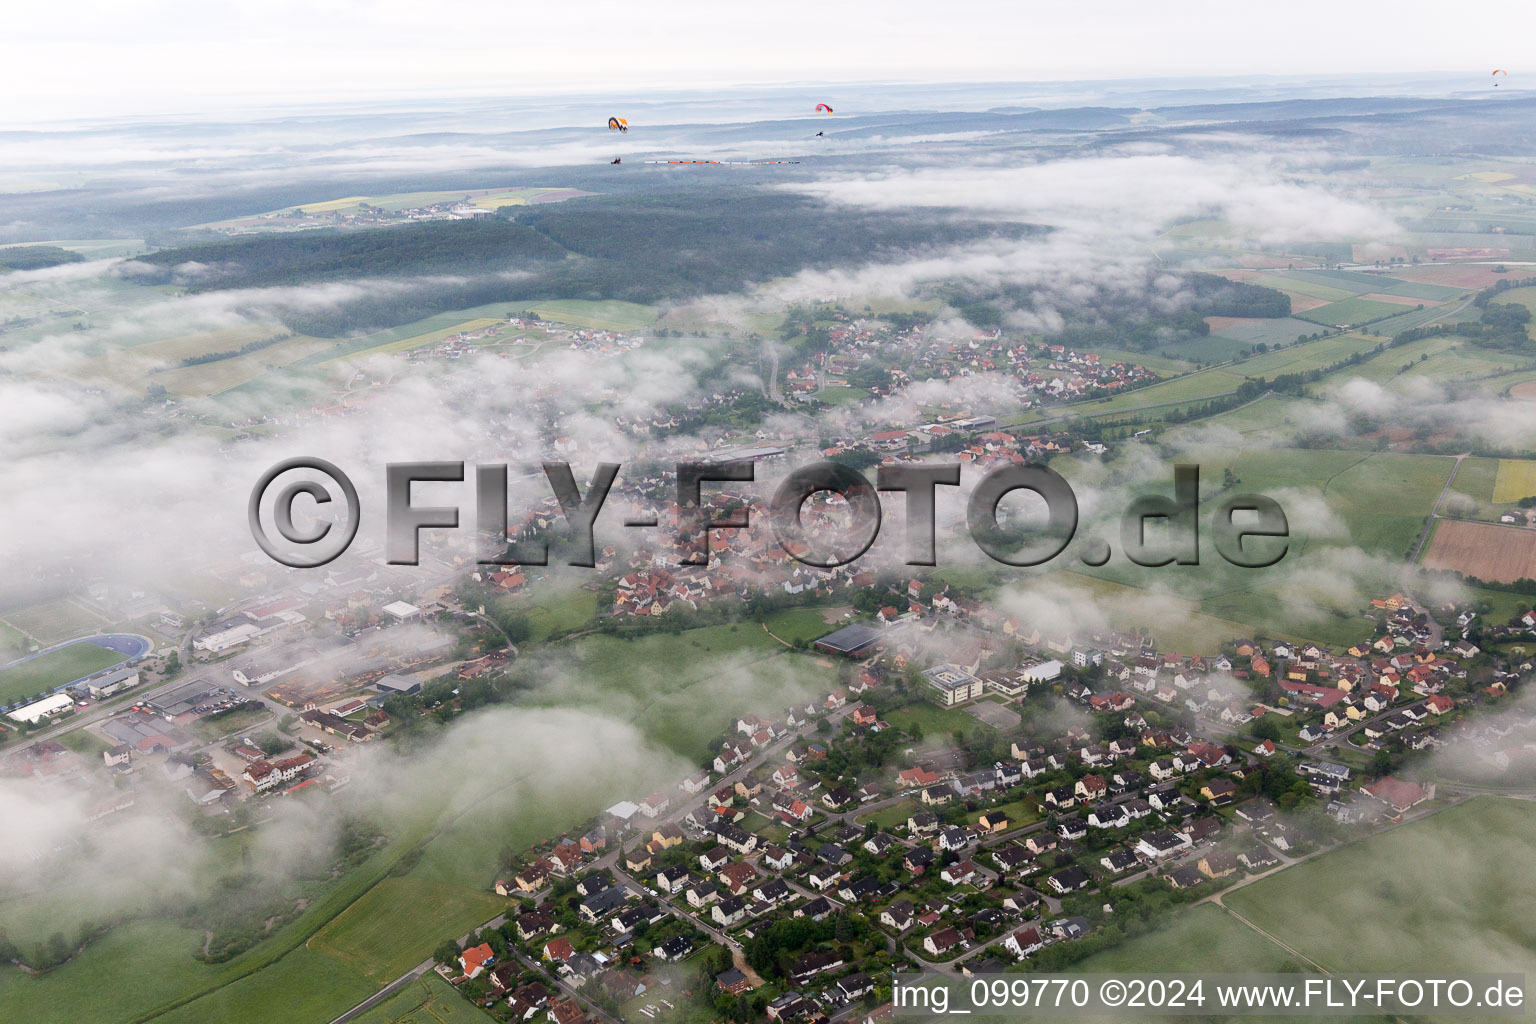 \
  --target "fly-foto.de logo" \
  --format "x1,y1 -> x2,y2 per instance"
248,458 -> 1290,571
